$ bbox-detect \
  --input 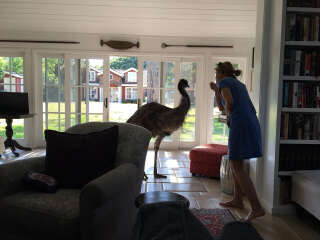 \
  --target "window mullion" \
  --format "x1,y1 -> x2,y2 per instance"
58,59 -> 61,131
86,59 -> 89,122
45,58 -> 49,130
64,55 -> 71,129
9,57 -> 12,92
